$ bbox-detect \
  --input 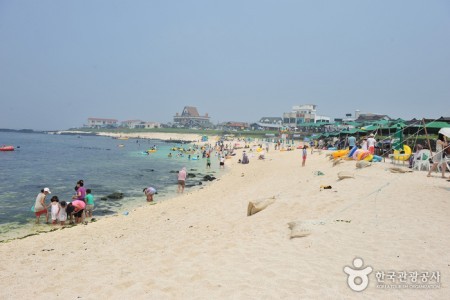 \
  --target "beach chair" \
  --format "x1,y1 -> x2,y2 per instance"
412,149 -> 431,171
